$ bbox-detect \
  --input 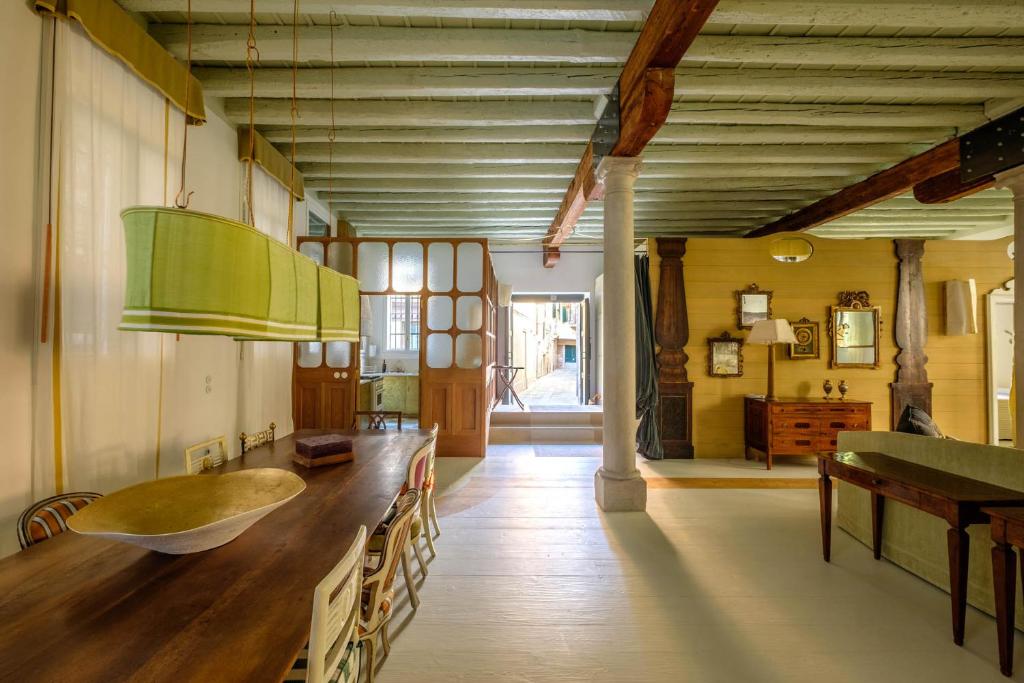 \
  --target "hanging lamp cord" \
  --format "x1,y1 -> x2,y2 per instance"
287,0 -> 300,245
244,0 -> 259,225
328,11 -> 337,204
173,0 -> 194,209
